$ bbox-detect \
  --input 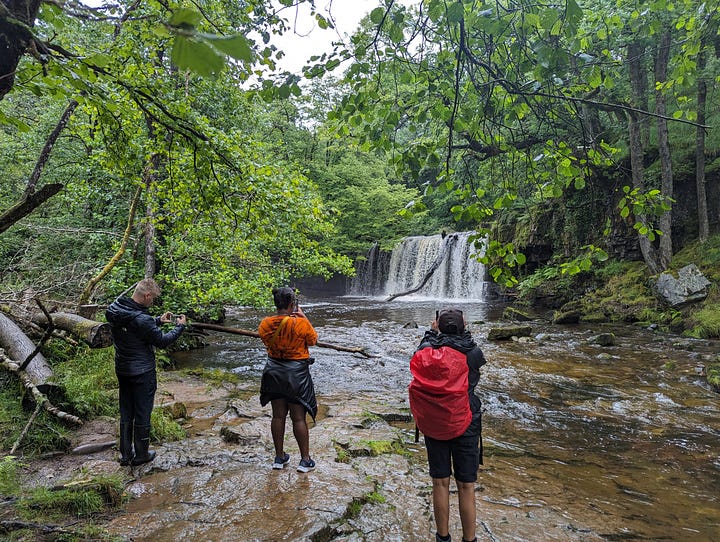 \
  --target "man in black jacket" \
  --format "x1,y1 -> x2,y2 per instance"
413,308 -> 486,542
106,279 -> 186,466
